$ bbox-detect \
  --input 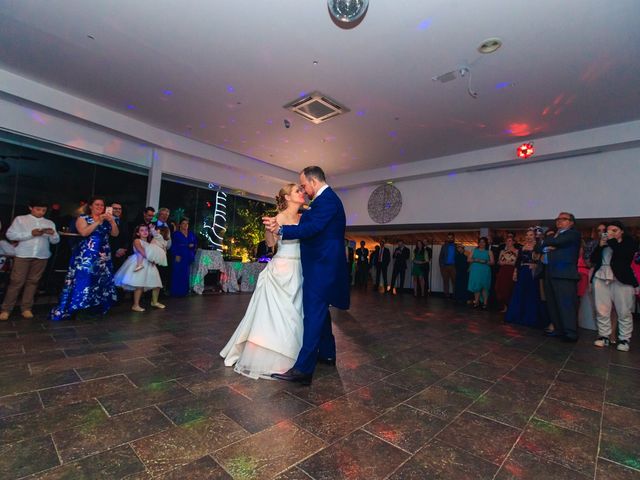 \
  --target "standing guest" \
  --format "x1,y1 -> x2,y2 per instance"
369,245 -> 379,283
580,224 -> 607,335
538,227 -> 556,335
131,206 -> 155,232
154,208 -> 174,294
373,240 -> 390,292
576,241 -> 591,298
506,229 -> 542,327
423,240 -> 433,293
0,200 -> 60,321
590,221 -> 638,351
170,218 -> 197,296
389,240 -> 410,295
256,239 -> 273,260
114,224 -> 166,311
439,233 -> 457,298
354,241 -> 369,289
155,207 -> 175,232
495,236 -> 519,312
468,237 -> 494,309
584,223 -> 607,266
50,197 -> 119,321
537,212 -> 581,342
345,239 -> 355,286
412,240 -> 428,297
453,244 -> 470,304
108,202 -> 129,273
